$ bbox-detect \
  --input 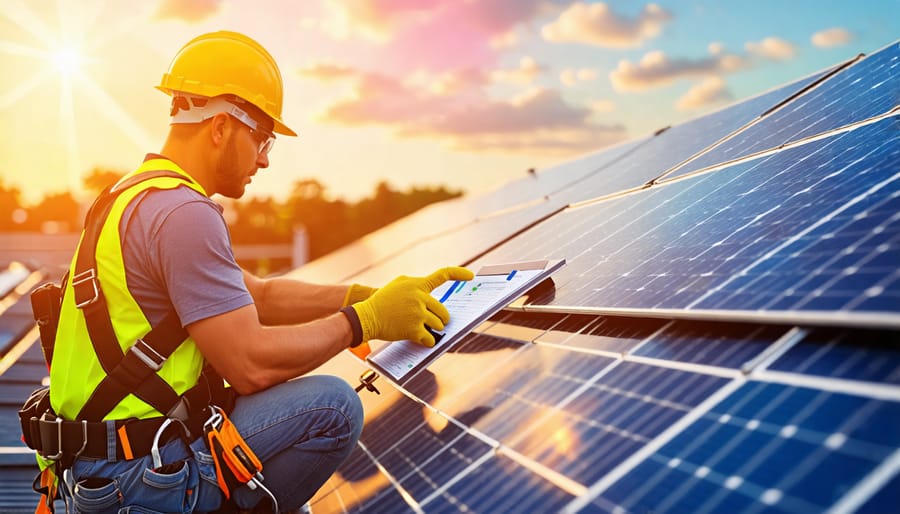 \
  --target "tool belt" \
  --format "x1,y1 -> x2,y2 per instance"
19,375 -> 230,467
